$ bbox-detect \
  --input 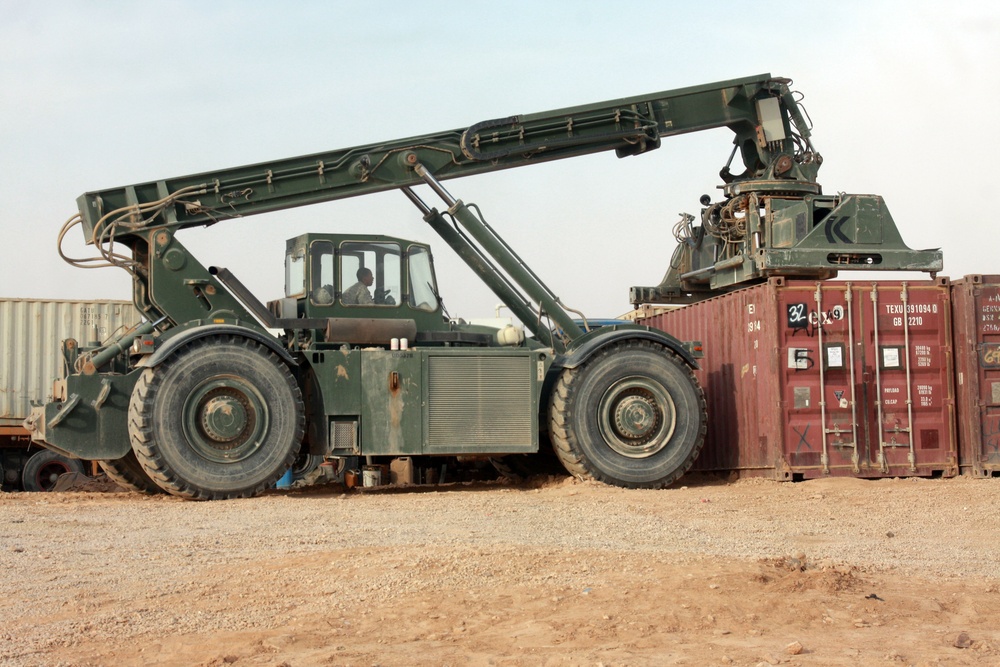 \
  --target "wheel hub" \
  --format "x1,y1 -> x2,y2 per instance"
614,394 -> 658,440
182,378 -> 266,462
201,395 -> 248,442
598,377 -> 677,459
